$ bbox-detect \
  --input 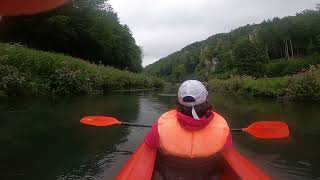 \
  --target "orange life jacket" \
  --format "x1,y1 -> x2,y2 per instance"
158,109 -> 229,158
